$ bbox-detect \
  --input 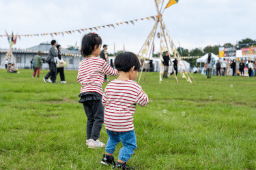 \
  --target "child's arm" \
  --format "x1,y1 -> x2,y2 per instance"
102,61 -> 119,76
136,89 -> 149,107
102,91 -> 107,107
77,63 -> 84,85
